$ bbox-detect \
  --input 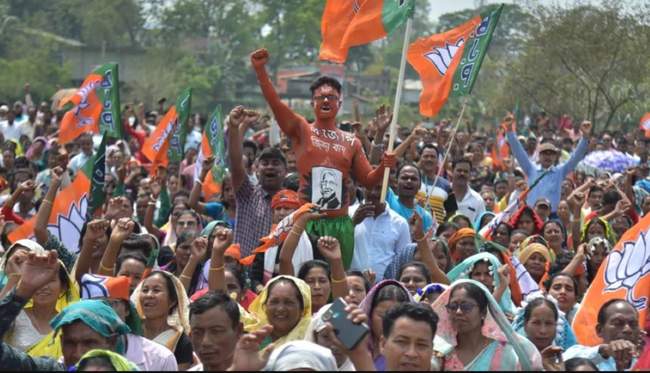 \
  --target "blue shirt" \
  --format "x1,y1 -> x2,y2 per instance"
506,131 -> 588,212
387,188 -> 433,232
563,344 -> 636,371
